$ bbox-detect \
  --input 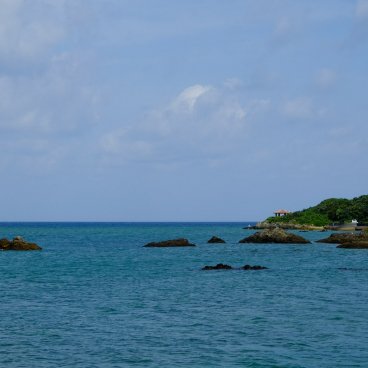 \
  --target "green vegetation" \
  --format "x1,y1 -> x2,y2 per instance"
267,195 -> 368,226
